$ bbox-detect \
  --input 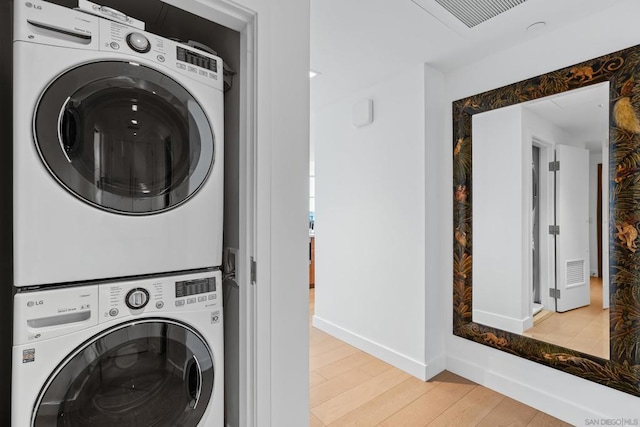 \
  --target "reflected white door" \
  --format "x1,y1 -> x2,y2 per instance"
555,144 -> 591,312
